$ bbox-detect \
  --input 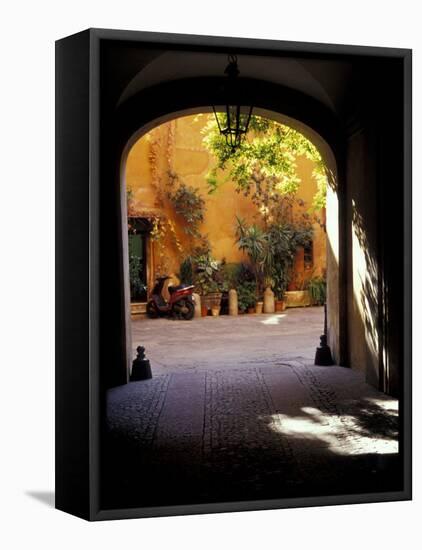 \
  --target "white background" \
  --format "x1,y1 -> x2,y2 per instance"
0,1 -> 420,548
